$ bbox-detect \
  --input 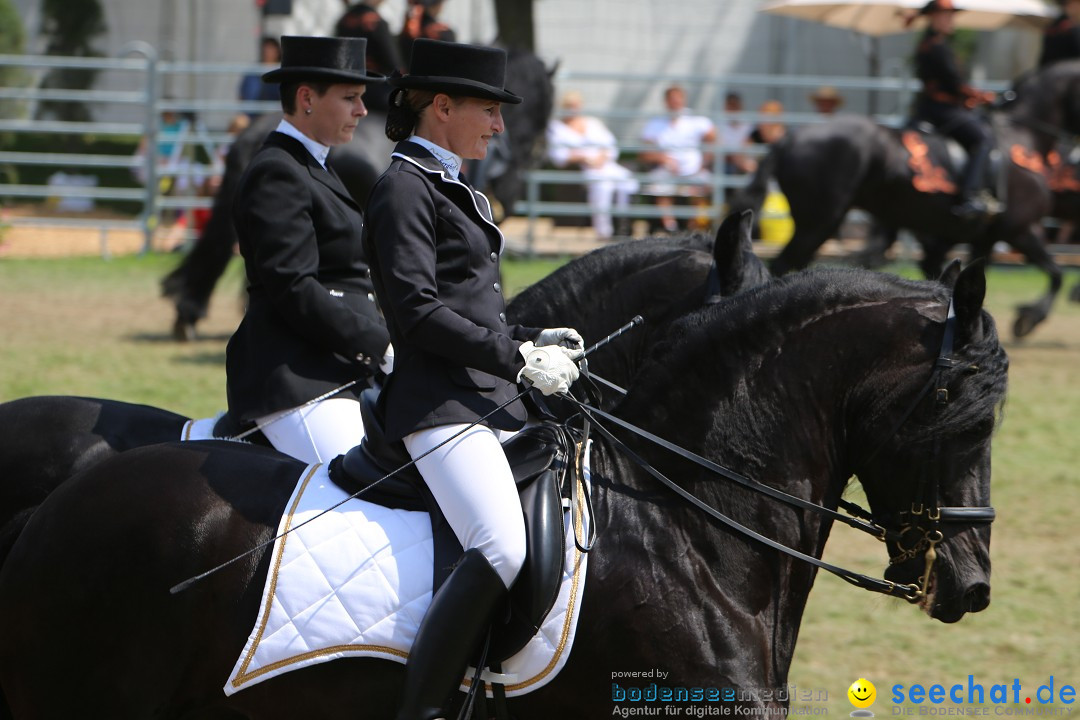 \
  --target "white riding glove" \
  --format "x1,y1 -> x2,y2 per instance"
517,341 -> 581,396
534,327 -> 585,355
